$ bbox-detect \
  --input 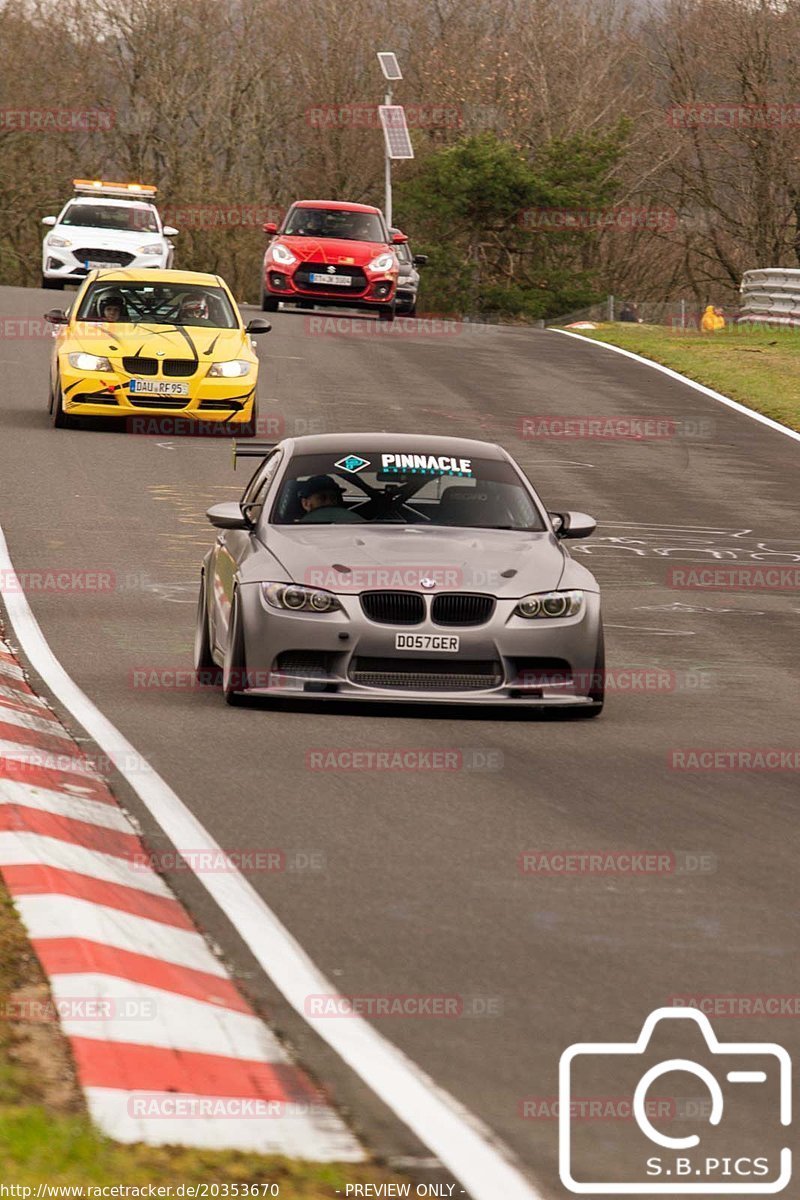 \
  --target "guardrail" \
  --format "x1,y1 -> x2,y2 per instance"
739,268 -> 800,326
